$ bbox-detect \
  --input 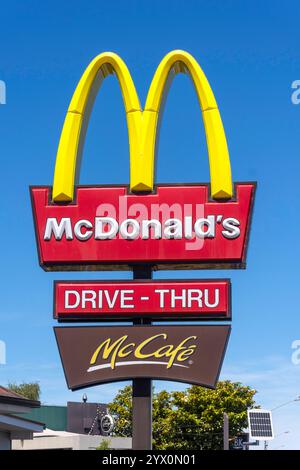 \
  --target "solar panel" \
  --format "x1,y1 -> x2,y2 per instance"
247,409 -> 274,441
